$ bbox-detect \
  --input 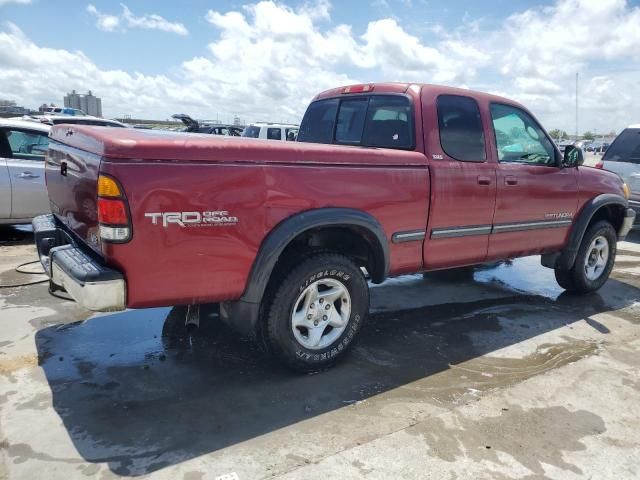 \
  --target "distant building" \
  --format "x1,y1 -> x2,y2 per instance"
64,90 -> 102,117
